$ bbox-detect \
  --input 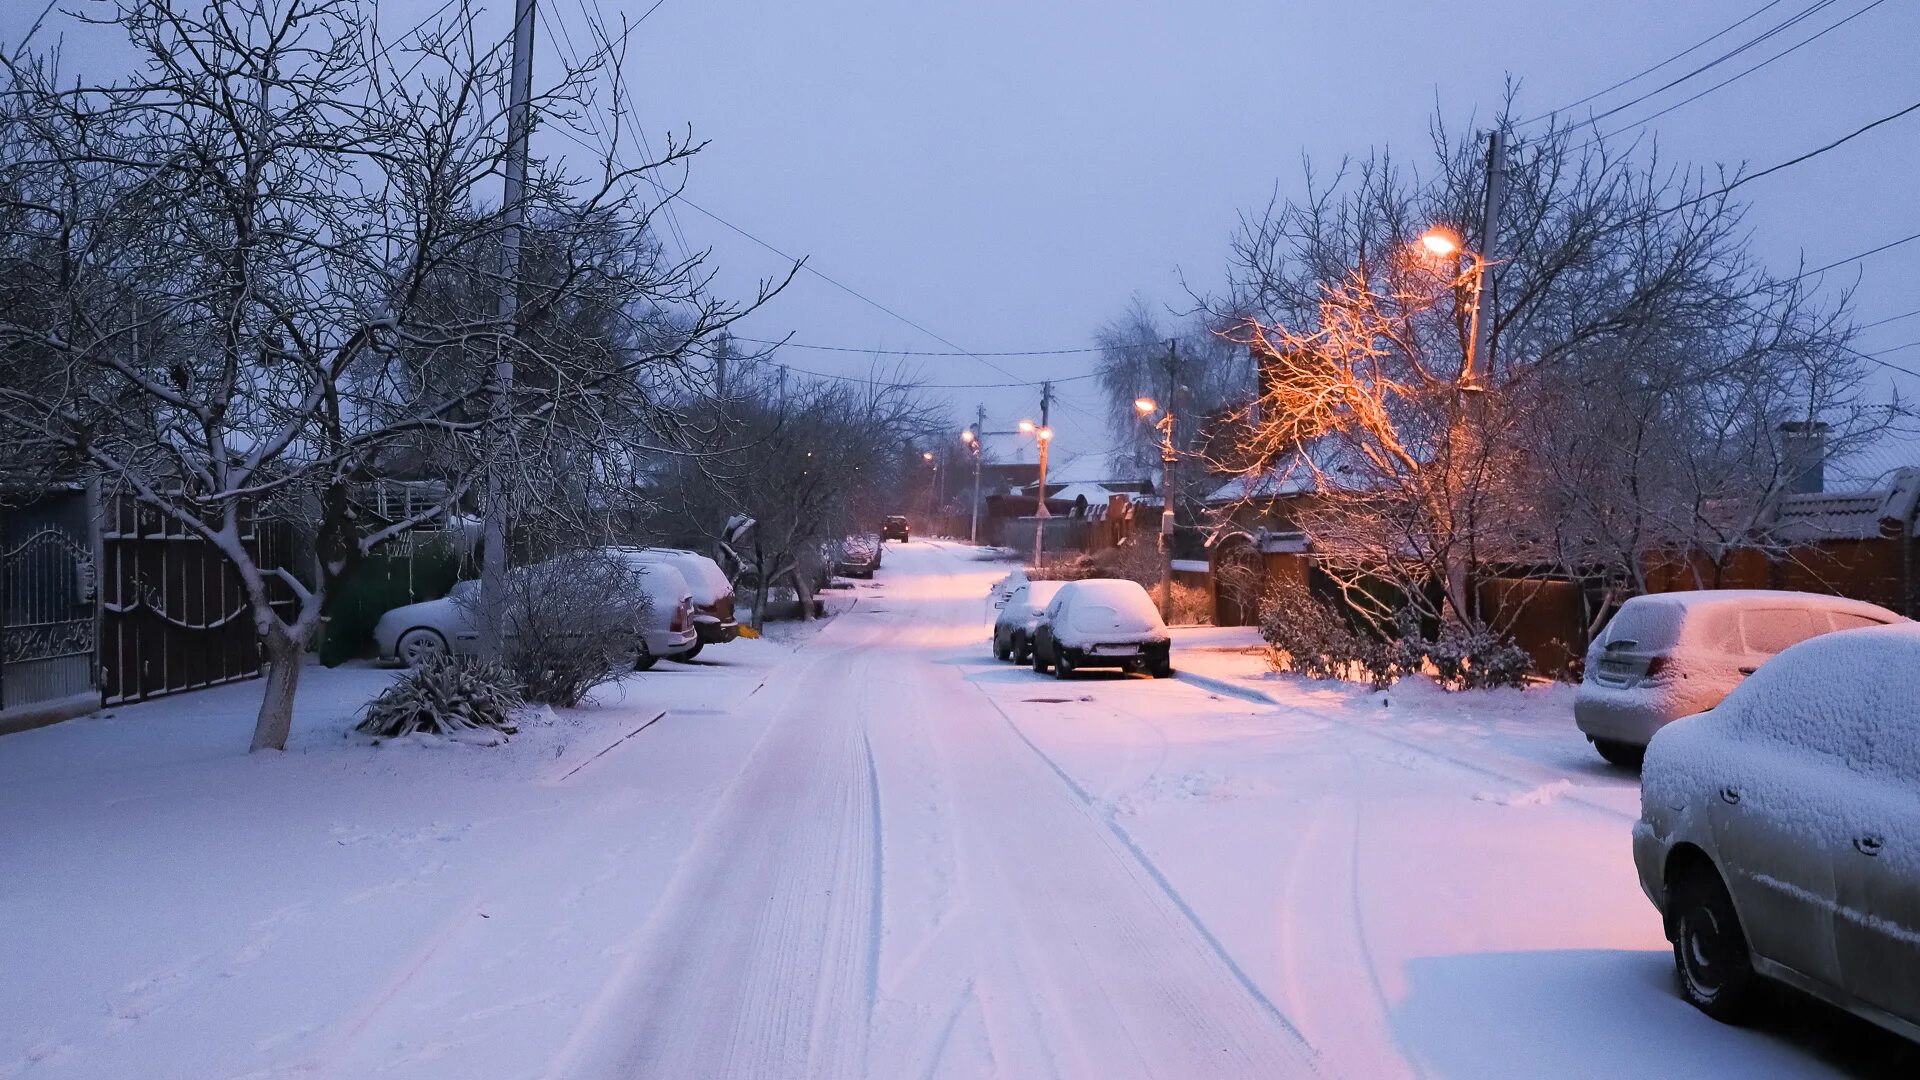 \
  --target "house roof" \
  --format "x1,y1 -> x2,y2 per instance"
1768,467 -> 1920,542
